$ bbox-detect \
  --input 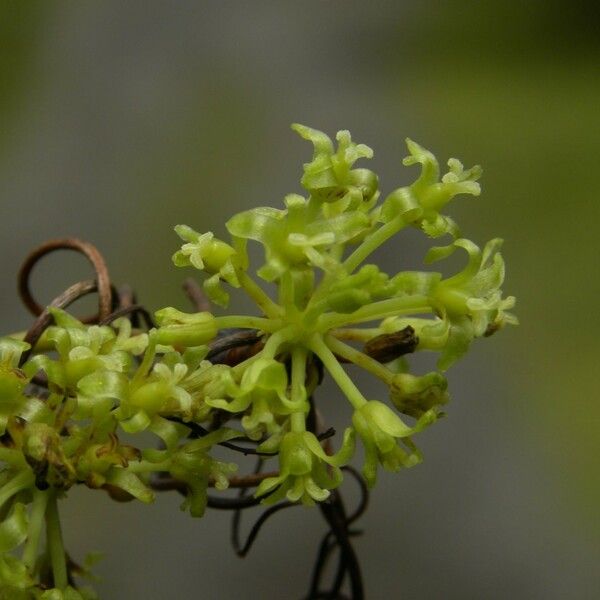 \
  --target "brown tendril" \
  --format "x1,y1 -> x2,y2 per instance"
18,238 -> 113,324
182,277 -> 211,312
